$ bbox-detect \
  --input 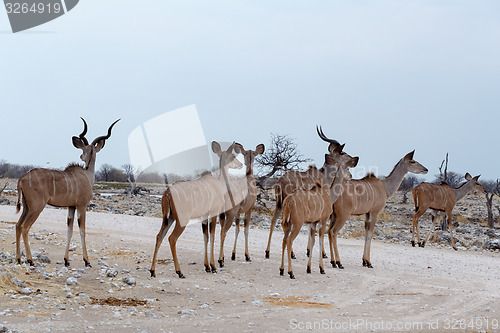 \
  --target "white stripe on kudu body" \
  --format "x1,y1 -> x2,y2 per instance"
411,173 -> 484,250
15,118 -> 119,268
329,151 -> 428,269
150,141 -> 243,279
